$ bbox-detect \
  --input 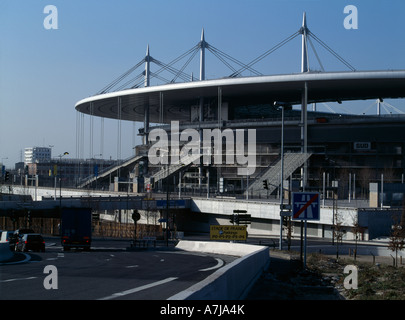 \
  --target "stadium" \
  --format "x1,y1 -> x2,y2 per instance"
75,14 -> 405,206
